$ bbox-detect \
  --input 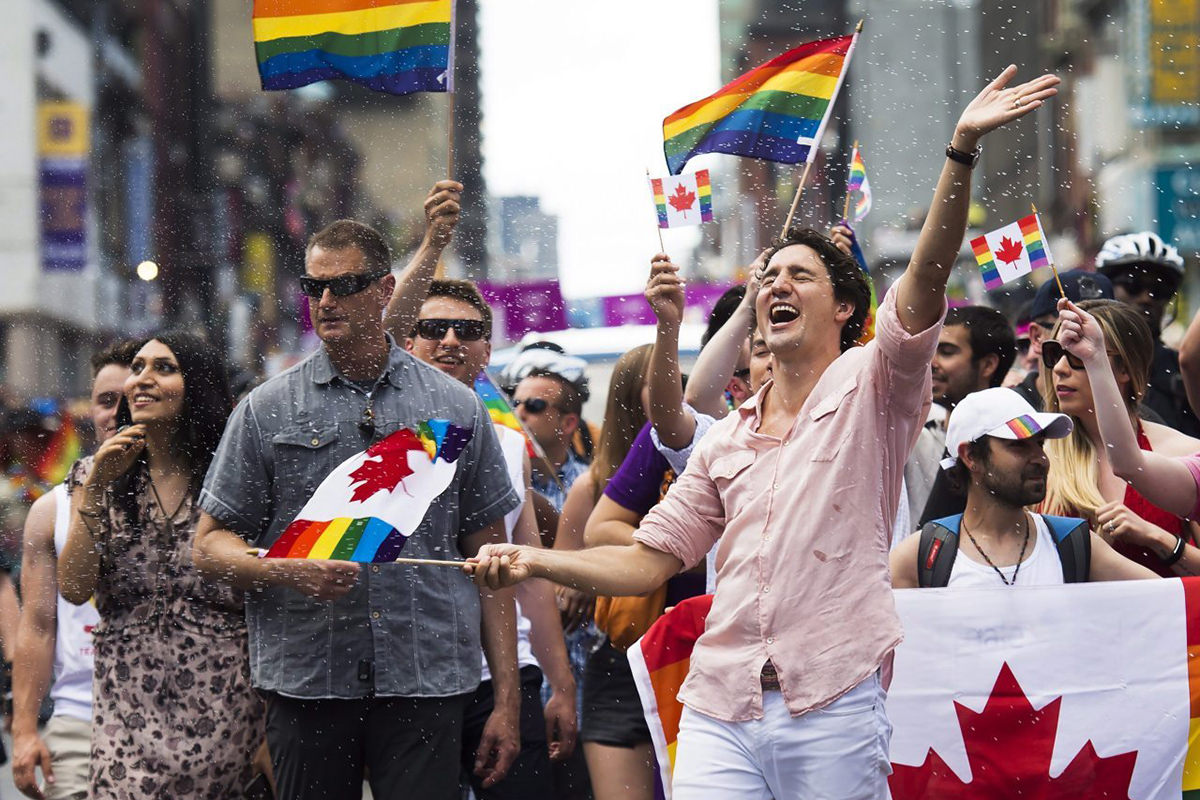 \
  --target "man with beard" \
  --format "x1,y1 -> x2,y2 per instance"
891,387 -> 1158,587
